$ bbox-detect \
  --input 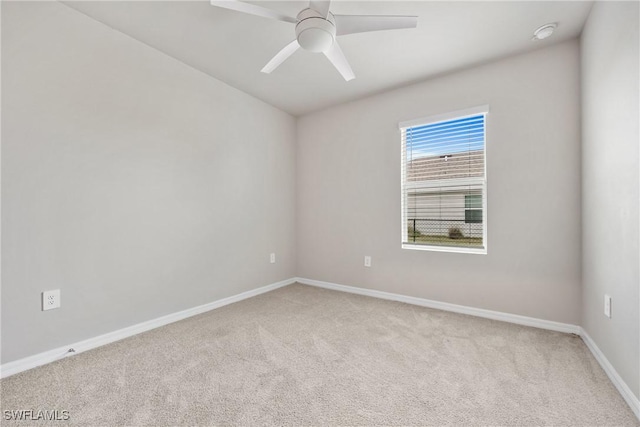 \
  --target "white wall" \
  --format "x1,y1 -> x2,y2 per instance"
297,40 -> 582,324
581,1 -> 639,399
1,1 -> 296,363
